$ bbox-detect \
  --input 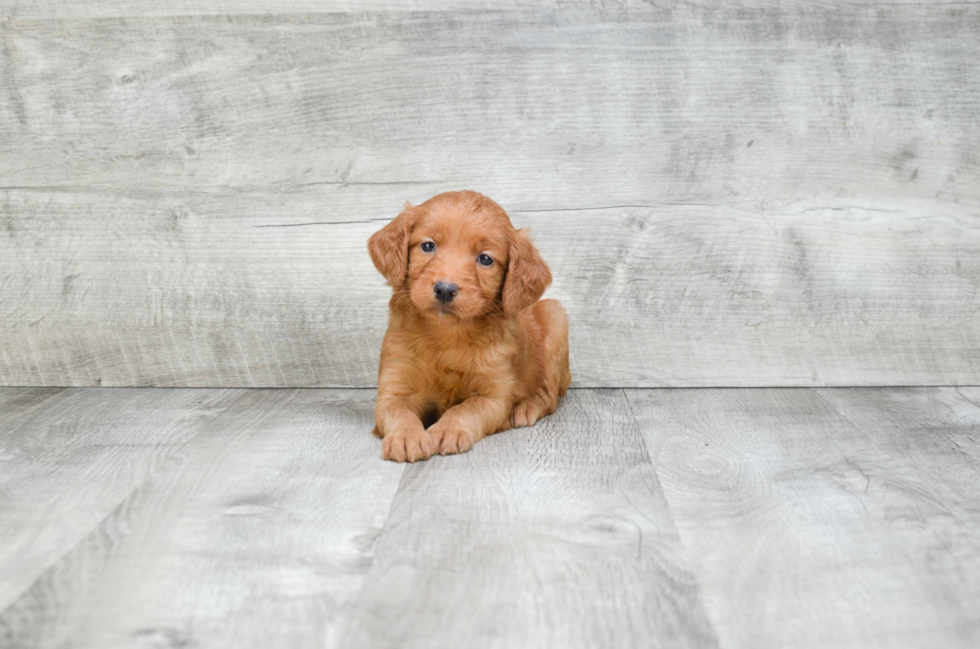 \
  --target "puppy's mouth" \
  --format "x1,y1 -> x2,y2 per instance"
431,302 -> 459,317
